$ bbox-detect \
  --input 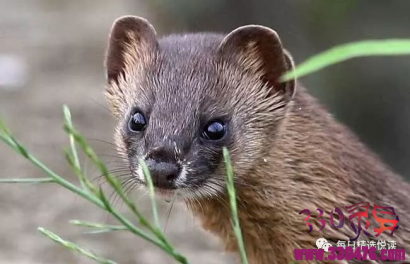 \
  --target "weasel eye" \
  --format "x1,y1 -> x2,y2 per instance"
128,110 -> 147,132
202,120 -> 226,141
